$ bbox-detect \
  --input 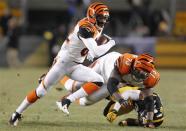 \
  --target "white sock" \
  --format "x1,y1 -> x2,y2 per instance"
113,102 -> 121,112
16,97 -> 31,114
67,88 -> 88,102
